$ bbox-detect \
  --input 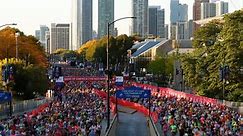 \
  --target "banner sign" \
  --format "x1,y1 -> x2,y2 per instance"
132,82 -> 218,105
64,76 -> 106,81
56,76 -> 64,83
115,76 -> 124,86
0,91 -> 12,103
116,86 -> 151,98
